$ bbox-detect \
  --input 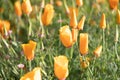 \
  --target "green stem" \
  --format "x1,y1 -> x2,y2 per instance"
28,61 -> 32,71
48,53 -> 53,67
102,29 -> 105,53
63,0 -> 69,14
70,46 -> 74,59
115,41 -> 119,60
